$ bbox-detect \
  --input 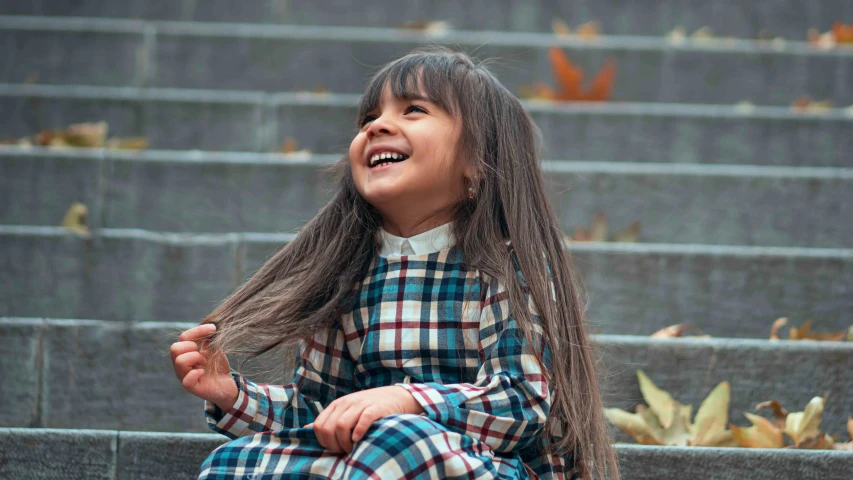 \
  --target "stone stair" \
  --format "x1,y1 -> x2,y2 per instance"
1,2 -> 852,479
